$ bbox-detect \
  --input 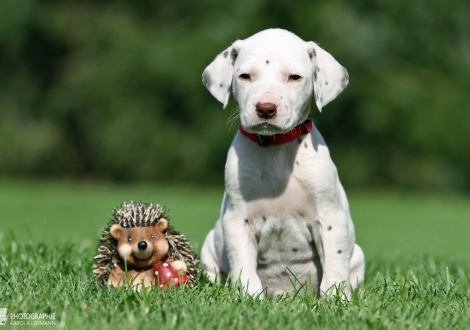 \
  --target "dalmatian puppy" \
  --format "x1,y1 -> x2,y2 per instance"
200,28 -> 365,298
